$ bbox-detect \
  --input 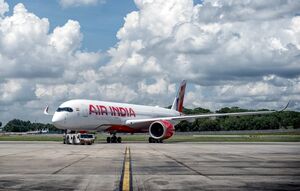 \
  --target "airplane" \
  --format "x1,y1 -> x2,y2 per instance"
44,80 -> 289,143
